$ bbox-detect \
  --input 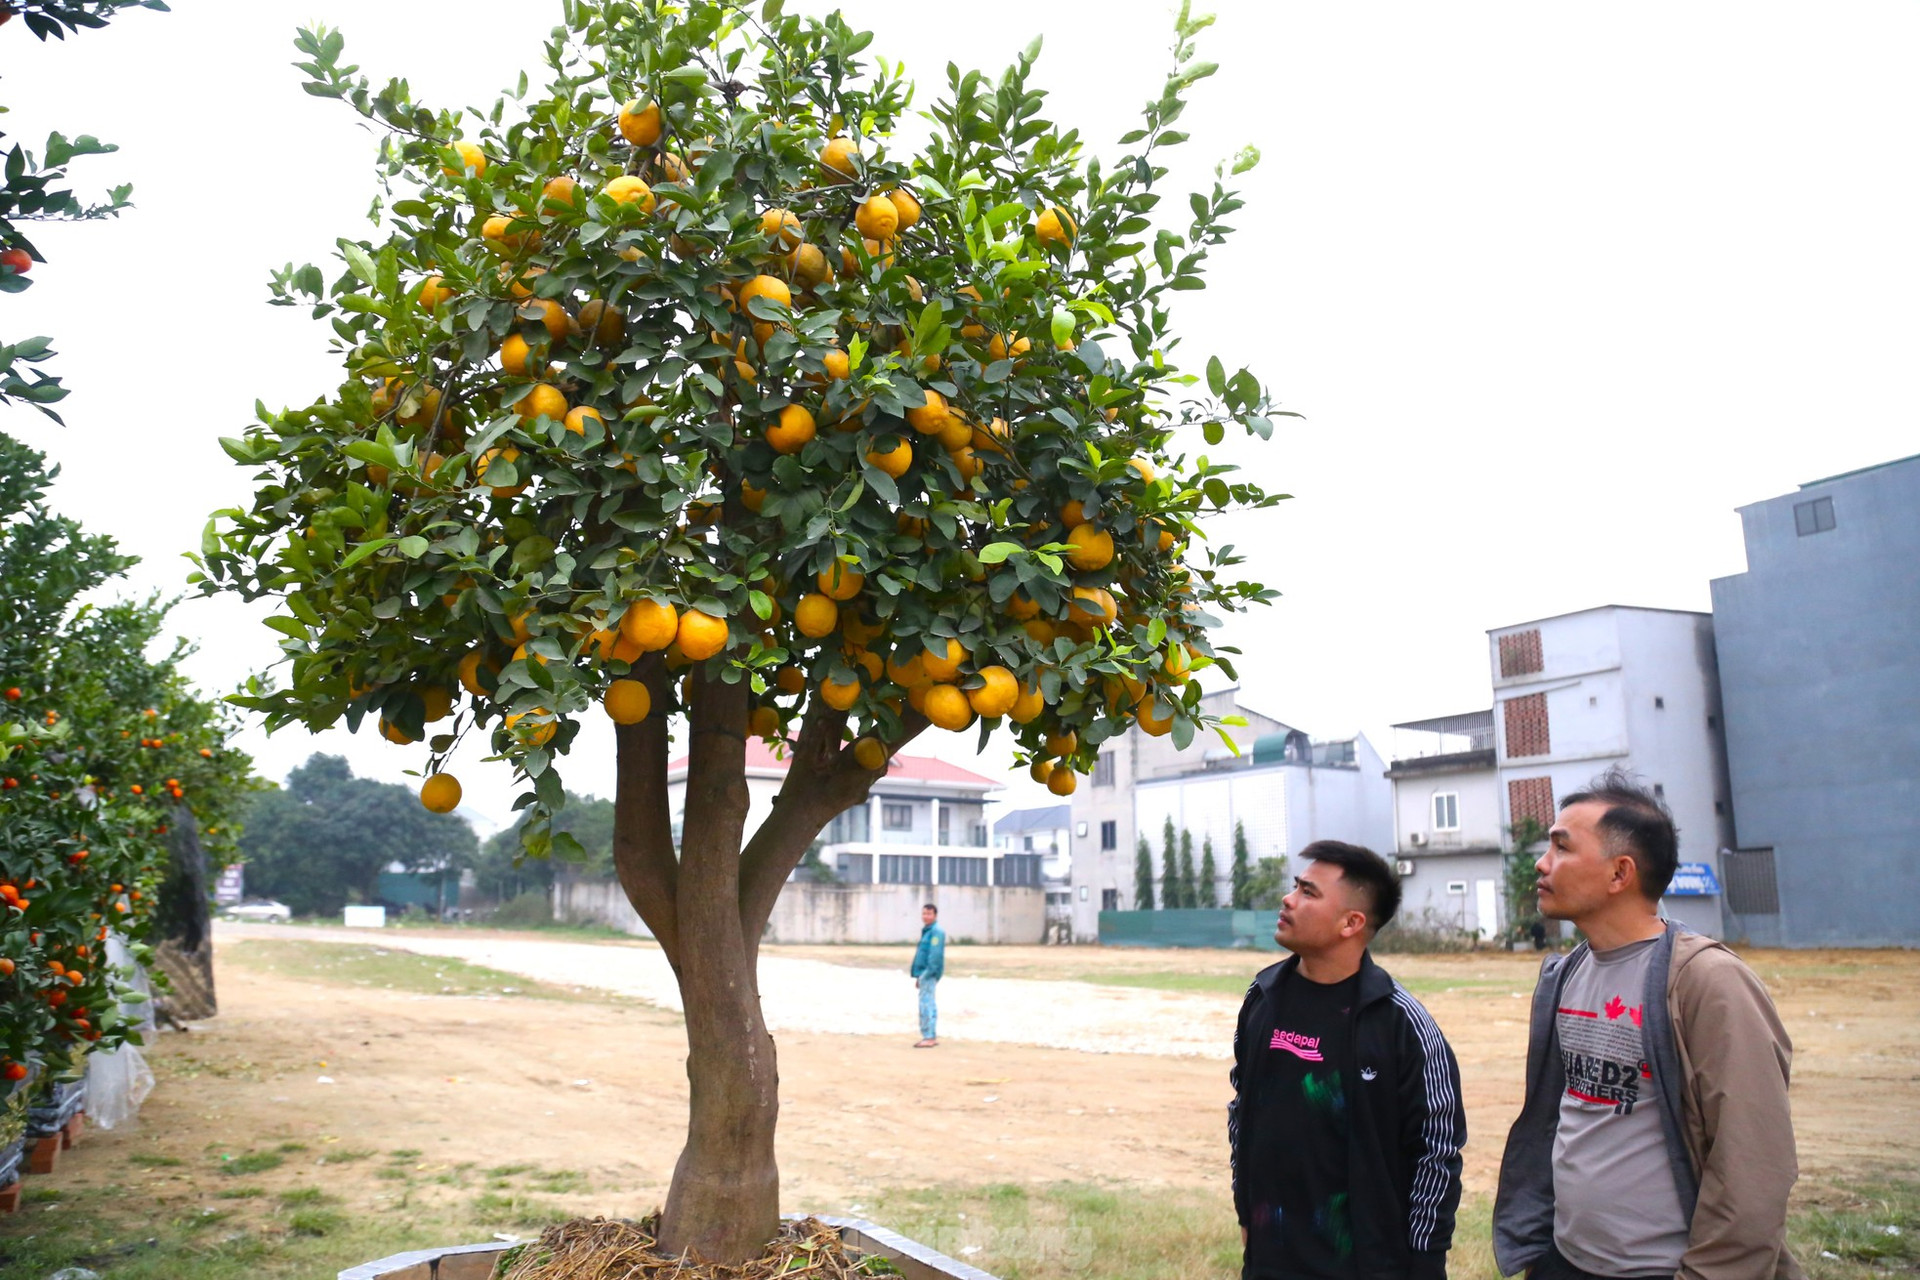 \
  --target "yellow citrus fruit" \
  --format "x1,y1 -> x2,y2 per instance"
1136,698 -> 1173,737
795,593 -> 839,639
937,412 -> 973,451
883,187 -> 921,229
821,349 -> 850,380
972,416 -> 1010,455
737,273 -> 793,315
379,717 -> 417,745
749,705 -> 782,740
789,242 -> 828,286
420,773 -> 462,813
1163,646 -> 1191,683
1029,758 -> 1054,785
564,405 -> 603,436
855,194 -> 899,241
619,99 -> 663,147
967,666 -> 1018,718
841,611 -> 884,647
457,650 -> 494,697
1068,586 -> 1118,628
865,437 -> 911,478
988,333 -> 1032,362
603,679 -> 652,725
444,141 -> 487,178
677,609 -> 730,660
509,610 -> 534,643
820,137 -> 860,179
920,637 -> 964,682
766,404 -> 816,454
1044,730 -> 1078,757
1021,618 -> 1056,645
512,642 -> 549,668
1128,457 -> 1158,484
500,333 -> 541,377
540,174 -> 582,211
603,175 -> 655,212
760,208 -> 803,248
1065,524 -> 1115,570
621,599 -> 680,652
741,482 -> 767,513
526,297 -> 572,341
417,275 -> 453,312
1047,766 -> 1078,796
505,709 -> 556,746
949,445 -> 982,482
1004,592 -> 1041,621
905,389 -> 950,435
1009,681 -> 1045,724
515,383 -> 568,423
886,651 -> 930,688
924,684 -> 974,731
853,736 -> 886,771
421,686 -> 454,723
774,665 -> 807,695
818,564 -> 865,601
576,299 -> 626,347
820,674 -> 861,711
1035,205 -> 1076,246
1061,500 -> 1088,527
